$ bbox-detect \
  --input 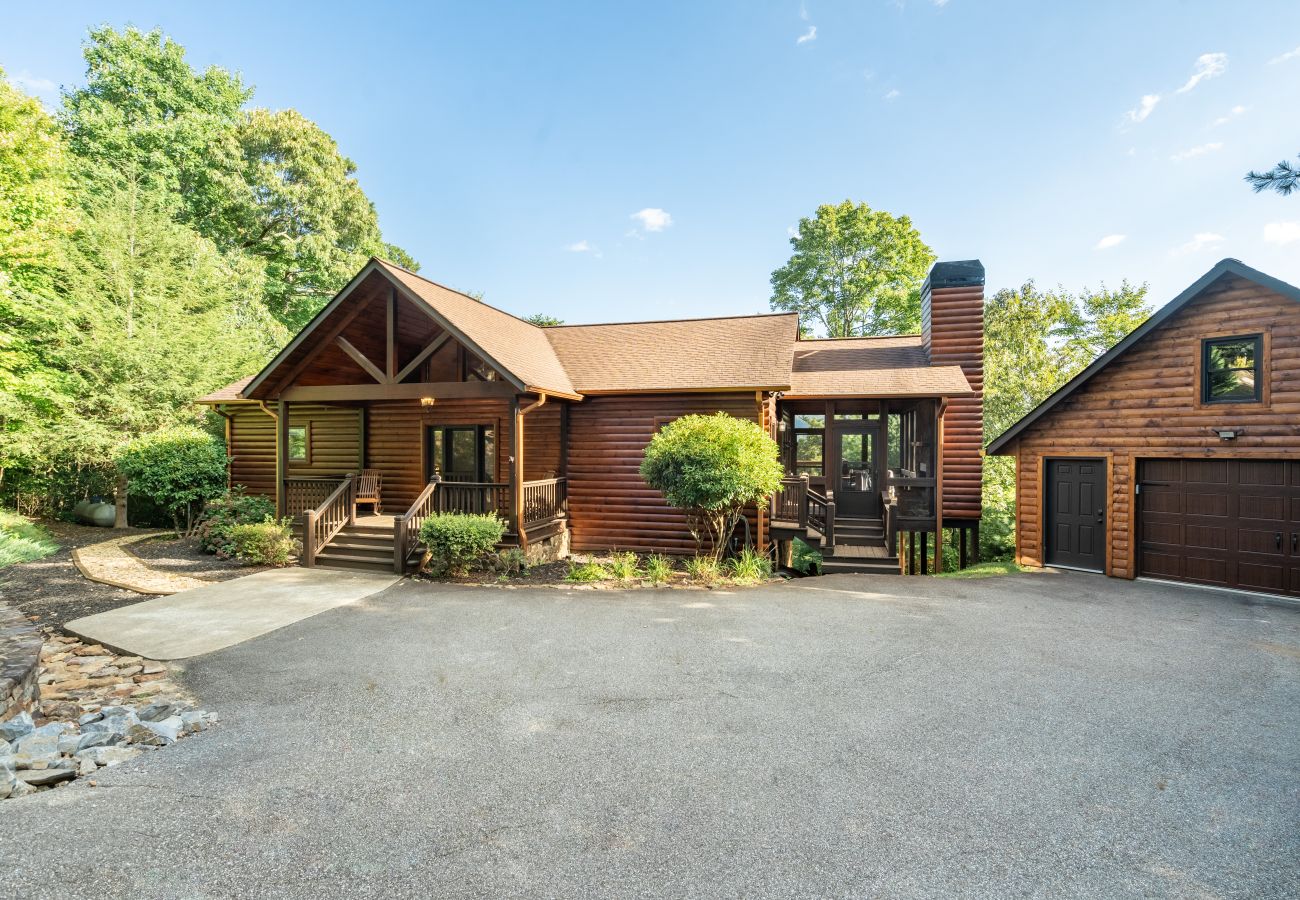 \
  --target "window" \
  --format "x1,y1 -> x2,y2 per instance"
793,414 -> 825,478
1202,335 -> 1262,403
287,425 -> 309,462
429,425 -> 495,482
